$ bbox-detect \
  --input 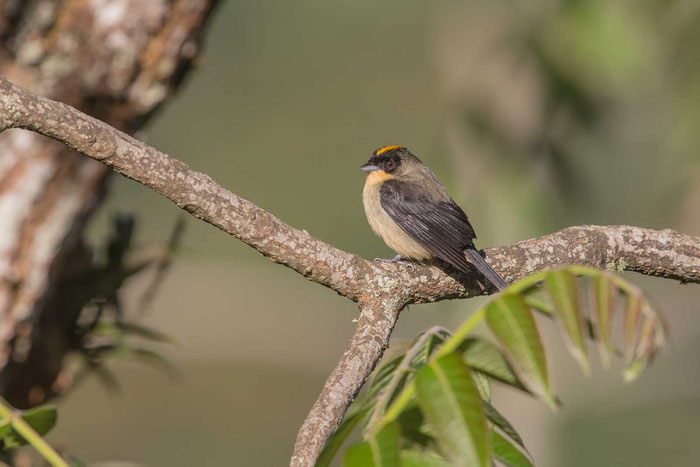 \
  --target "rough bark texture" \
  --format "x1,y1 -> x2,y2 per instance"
0,0 -> 219,408
0,76 -> 698,464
